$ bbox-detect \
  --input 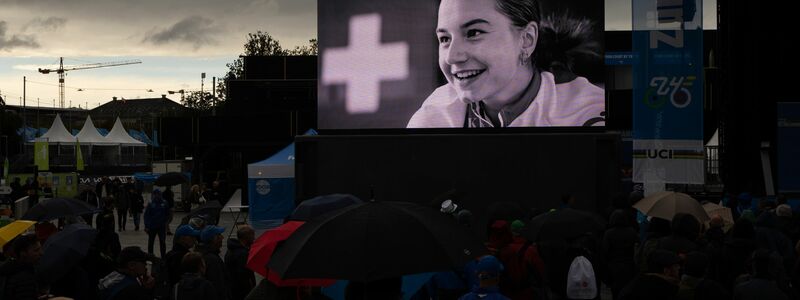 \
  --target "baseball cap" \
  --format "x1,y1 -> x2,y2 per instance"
118,246 -> 155,267
175,224 -> 201,238
200,225 -> 225,243
476,255 -> 504,278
